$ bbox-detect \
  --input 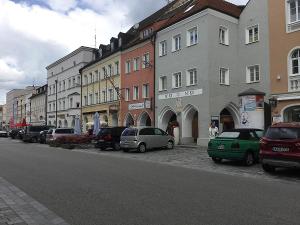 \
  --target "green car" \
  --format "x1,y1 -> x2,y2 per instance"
207,129 -> 264,166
